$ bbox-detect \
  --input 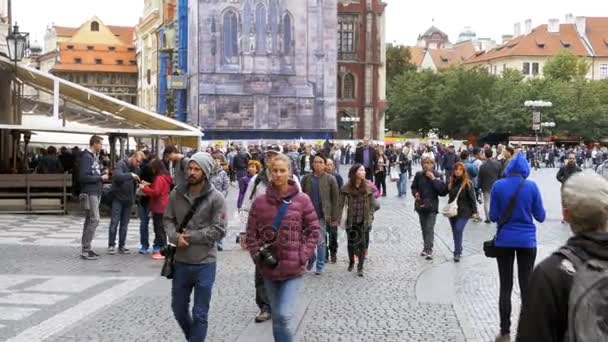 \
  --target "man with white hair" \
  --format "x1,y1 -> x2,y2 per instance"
516,173 -> 608,342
